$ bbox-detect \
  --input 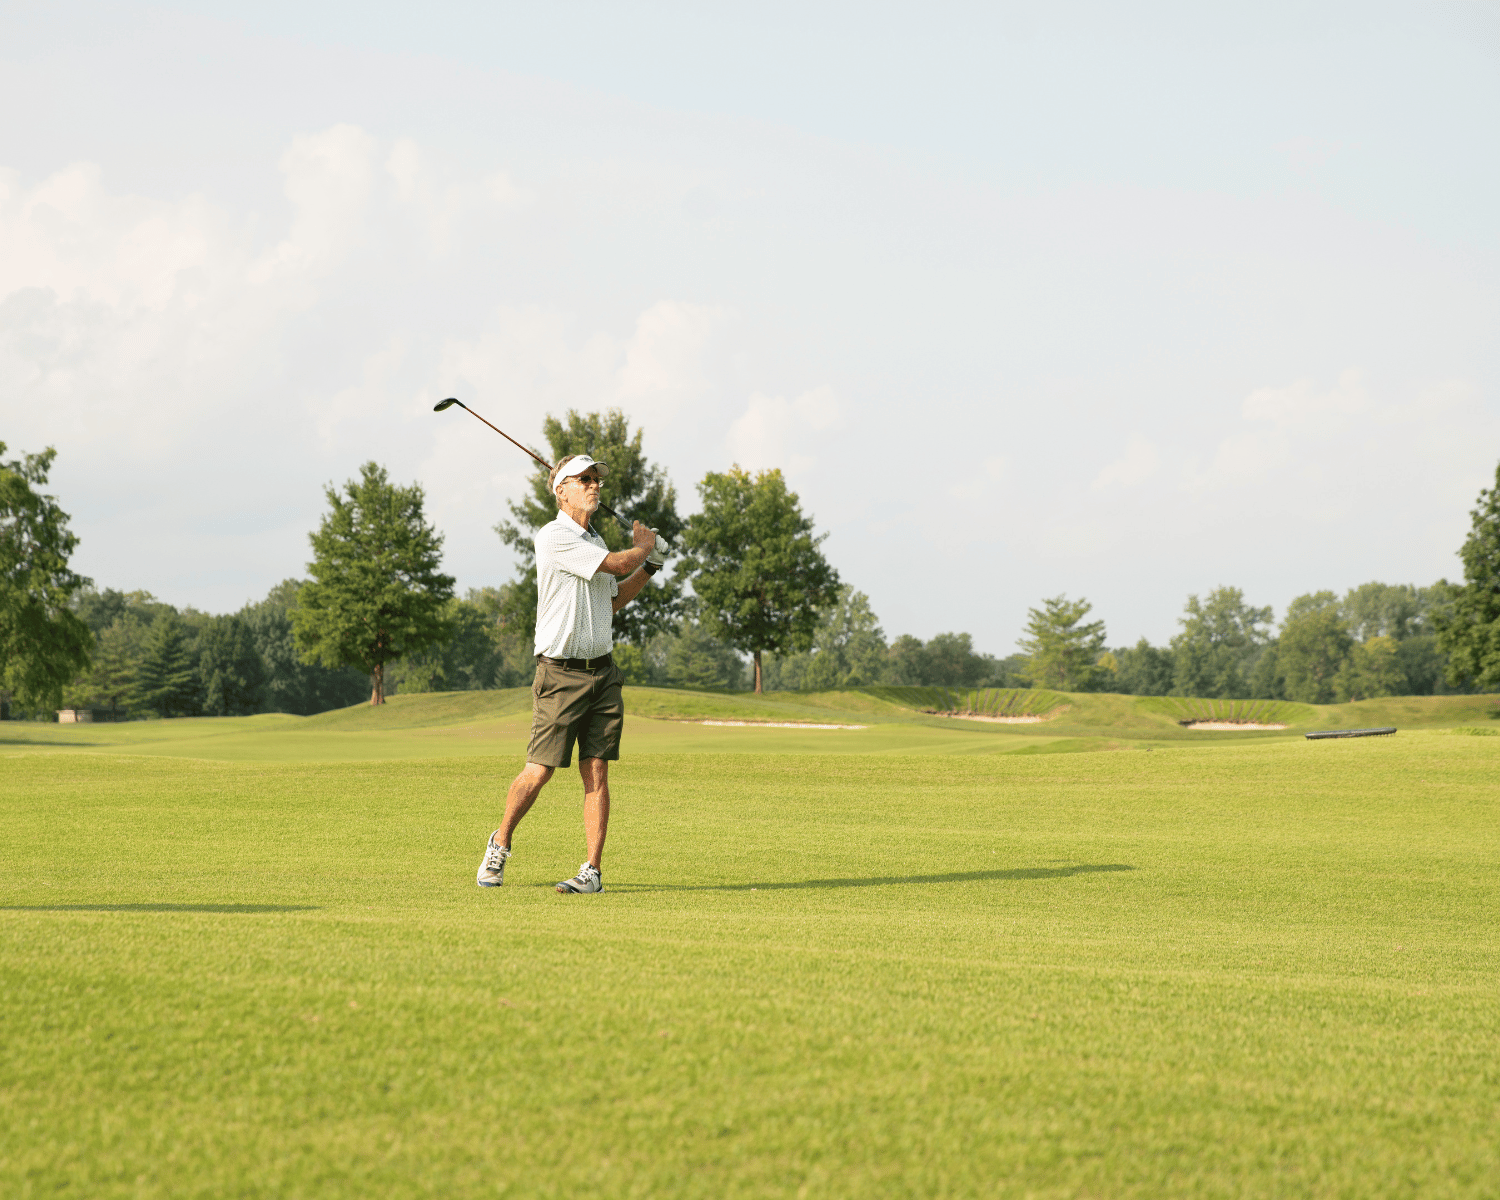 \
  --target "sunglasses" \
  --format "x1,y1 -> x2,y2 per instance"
569,474 -> 602,487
